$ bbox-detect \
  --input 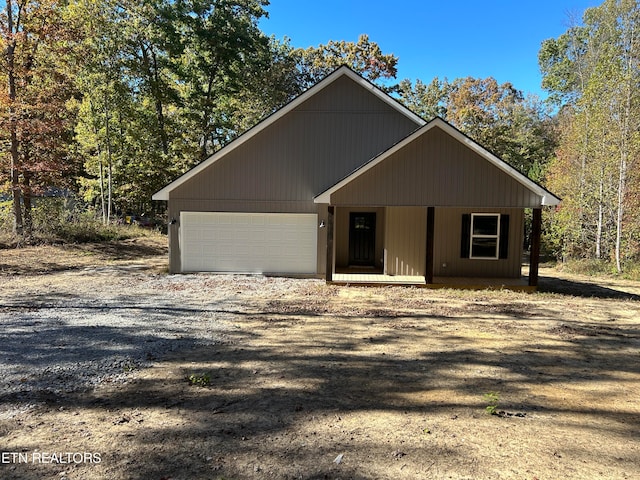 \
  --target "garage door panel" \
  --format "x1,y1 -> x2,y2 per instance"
180,212 -> 317,273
